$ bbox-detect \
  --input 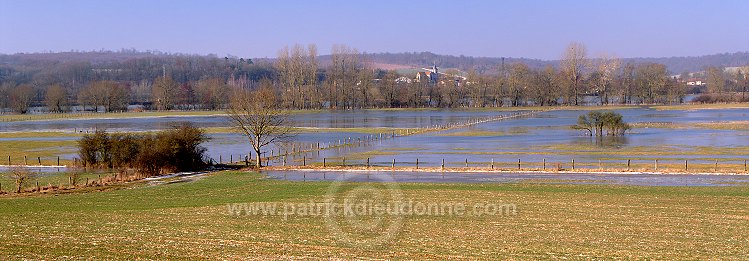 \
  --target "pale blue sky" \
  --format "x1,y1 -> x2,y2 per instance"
1,0 -> 747,59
